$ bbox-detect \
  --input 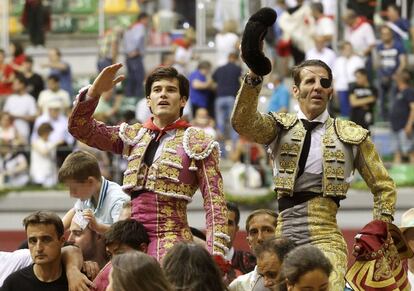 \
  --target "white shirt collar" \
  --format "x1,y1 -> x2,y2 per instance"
225,247 -> 235,261
297,108 -> 329,124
